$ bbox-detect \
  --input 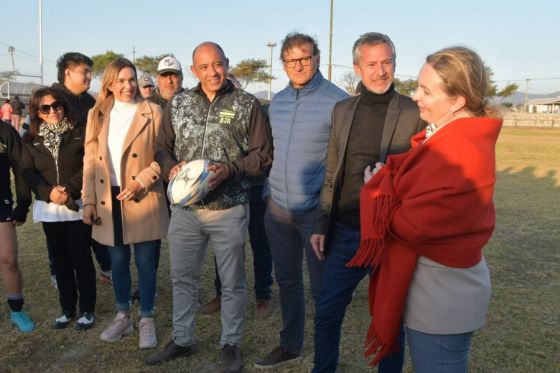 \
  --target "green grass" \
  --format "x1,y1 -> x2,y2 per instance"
1,127 -> 559,372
